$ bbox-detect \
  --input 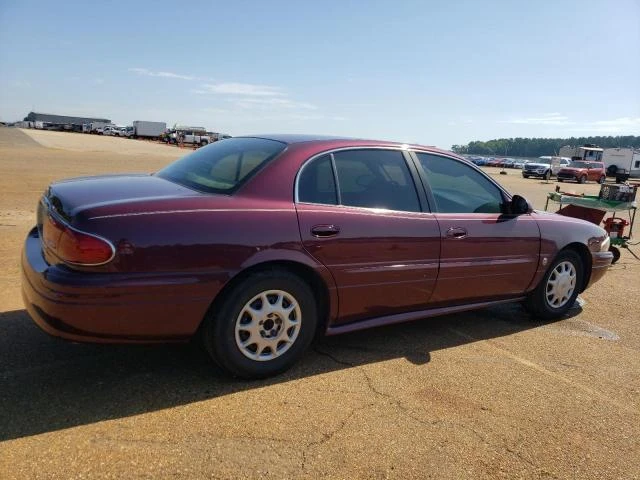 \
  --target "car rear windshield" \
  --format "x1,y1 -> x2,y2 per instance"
156,137 -> 286,194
